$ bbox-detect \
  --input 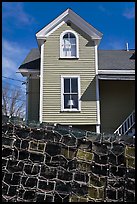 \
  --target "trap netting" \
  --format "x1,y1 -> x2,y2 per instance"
2,118 -> 135,202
